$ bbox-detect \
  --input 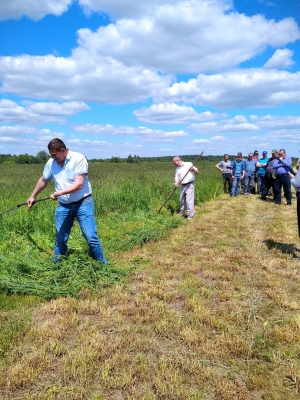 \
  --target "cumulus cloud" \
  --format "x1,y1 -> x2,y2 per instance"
0,55 -> 171,104
0,0 -> 72,21
73,123 -> 188,141
0,99 -> 89,124
78,0 -> 179,19
0,125 -> 65,137
75,1 -> 300,74
251,114 -> 300,129
189,115 -> 259,134
158,69 -> 300,109
0,1 -> 299,105
133,103 -> 226,124
264,48 -> 295,69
